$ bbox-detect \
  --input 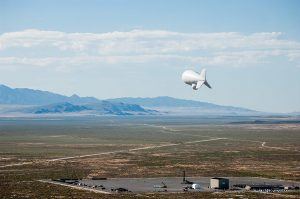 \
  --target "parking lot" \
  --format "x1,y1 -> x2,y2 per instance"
44,177 -> 299,194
